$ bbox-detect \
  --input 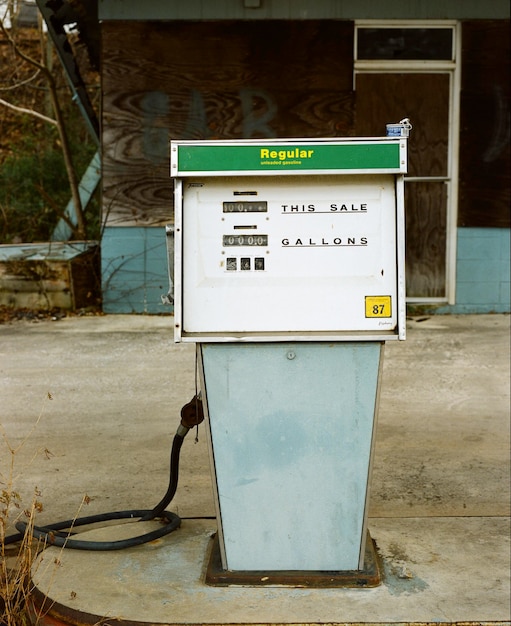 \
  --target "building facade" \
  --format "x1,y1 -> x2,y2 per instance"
97,0 -> 510,314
